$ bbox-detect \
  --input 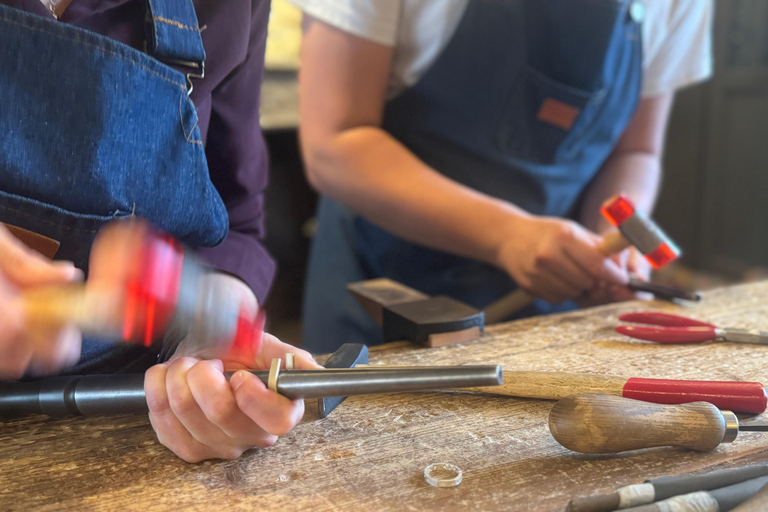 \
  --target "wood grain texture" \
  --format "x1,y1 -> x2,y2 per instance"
4,281 -> 768,511
470,371 -> 627,399
548,394 -> 726,453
